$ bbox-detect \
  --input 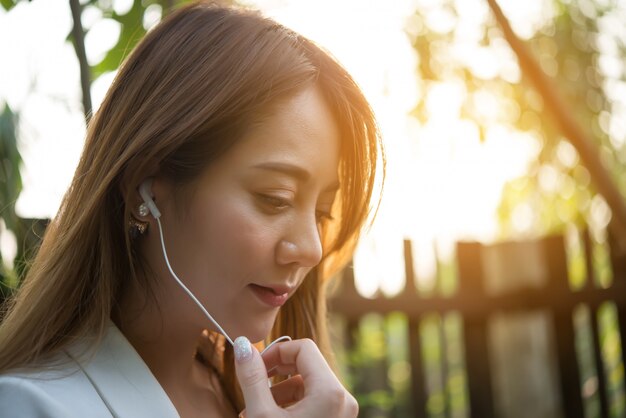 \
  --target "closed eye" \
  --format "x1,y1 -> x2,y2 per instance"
258,194 -> 292,210
257,193 -> 334,223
